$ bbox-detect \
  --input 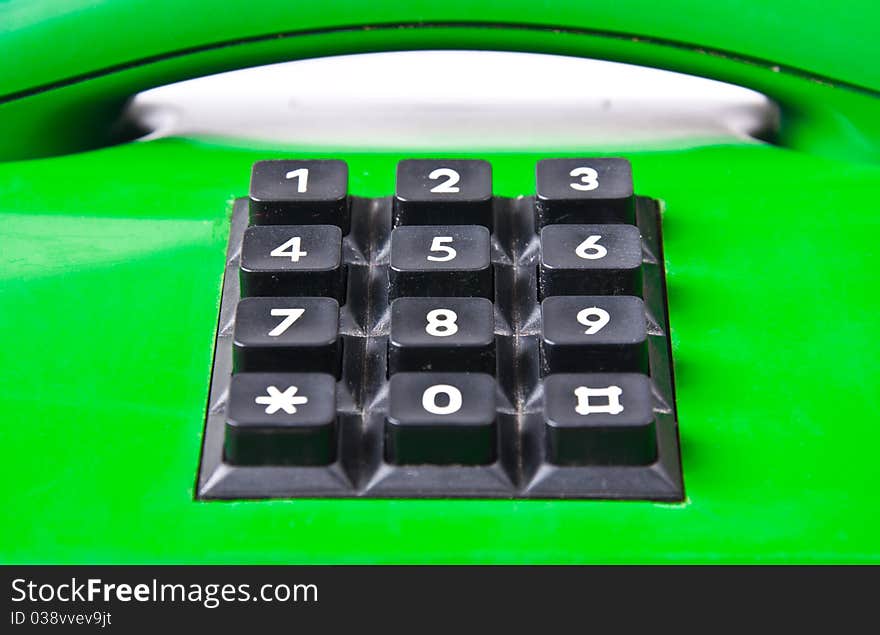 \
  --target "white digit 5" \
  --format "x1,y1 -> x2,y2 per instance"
270,236 -> 308,262
426,309 -> 458,337
285,168 -> 309,193
427,236 -> 457,262
569,166 -> 599,191
575,235 -> 607,260
577,307 -> 610,334
428,167 -> 461,193
422,384 -> 463,415
268,308 -> 305,336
